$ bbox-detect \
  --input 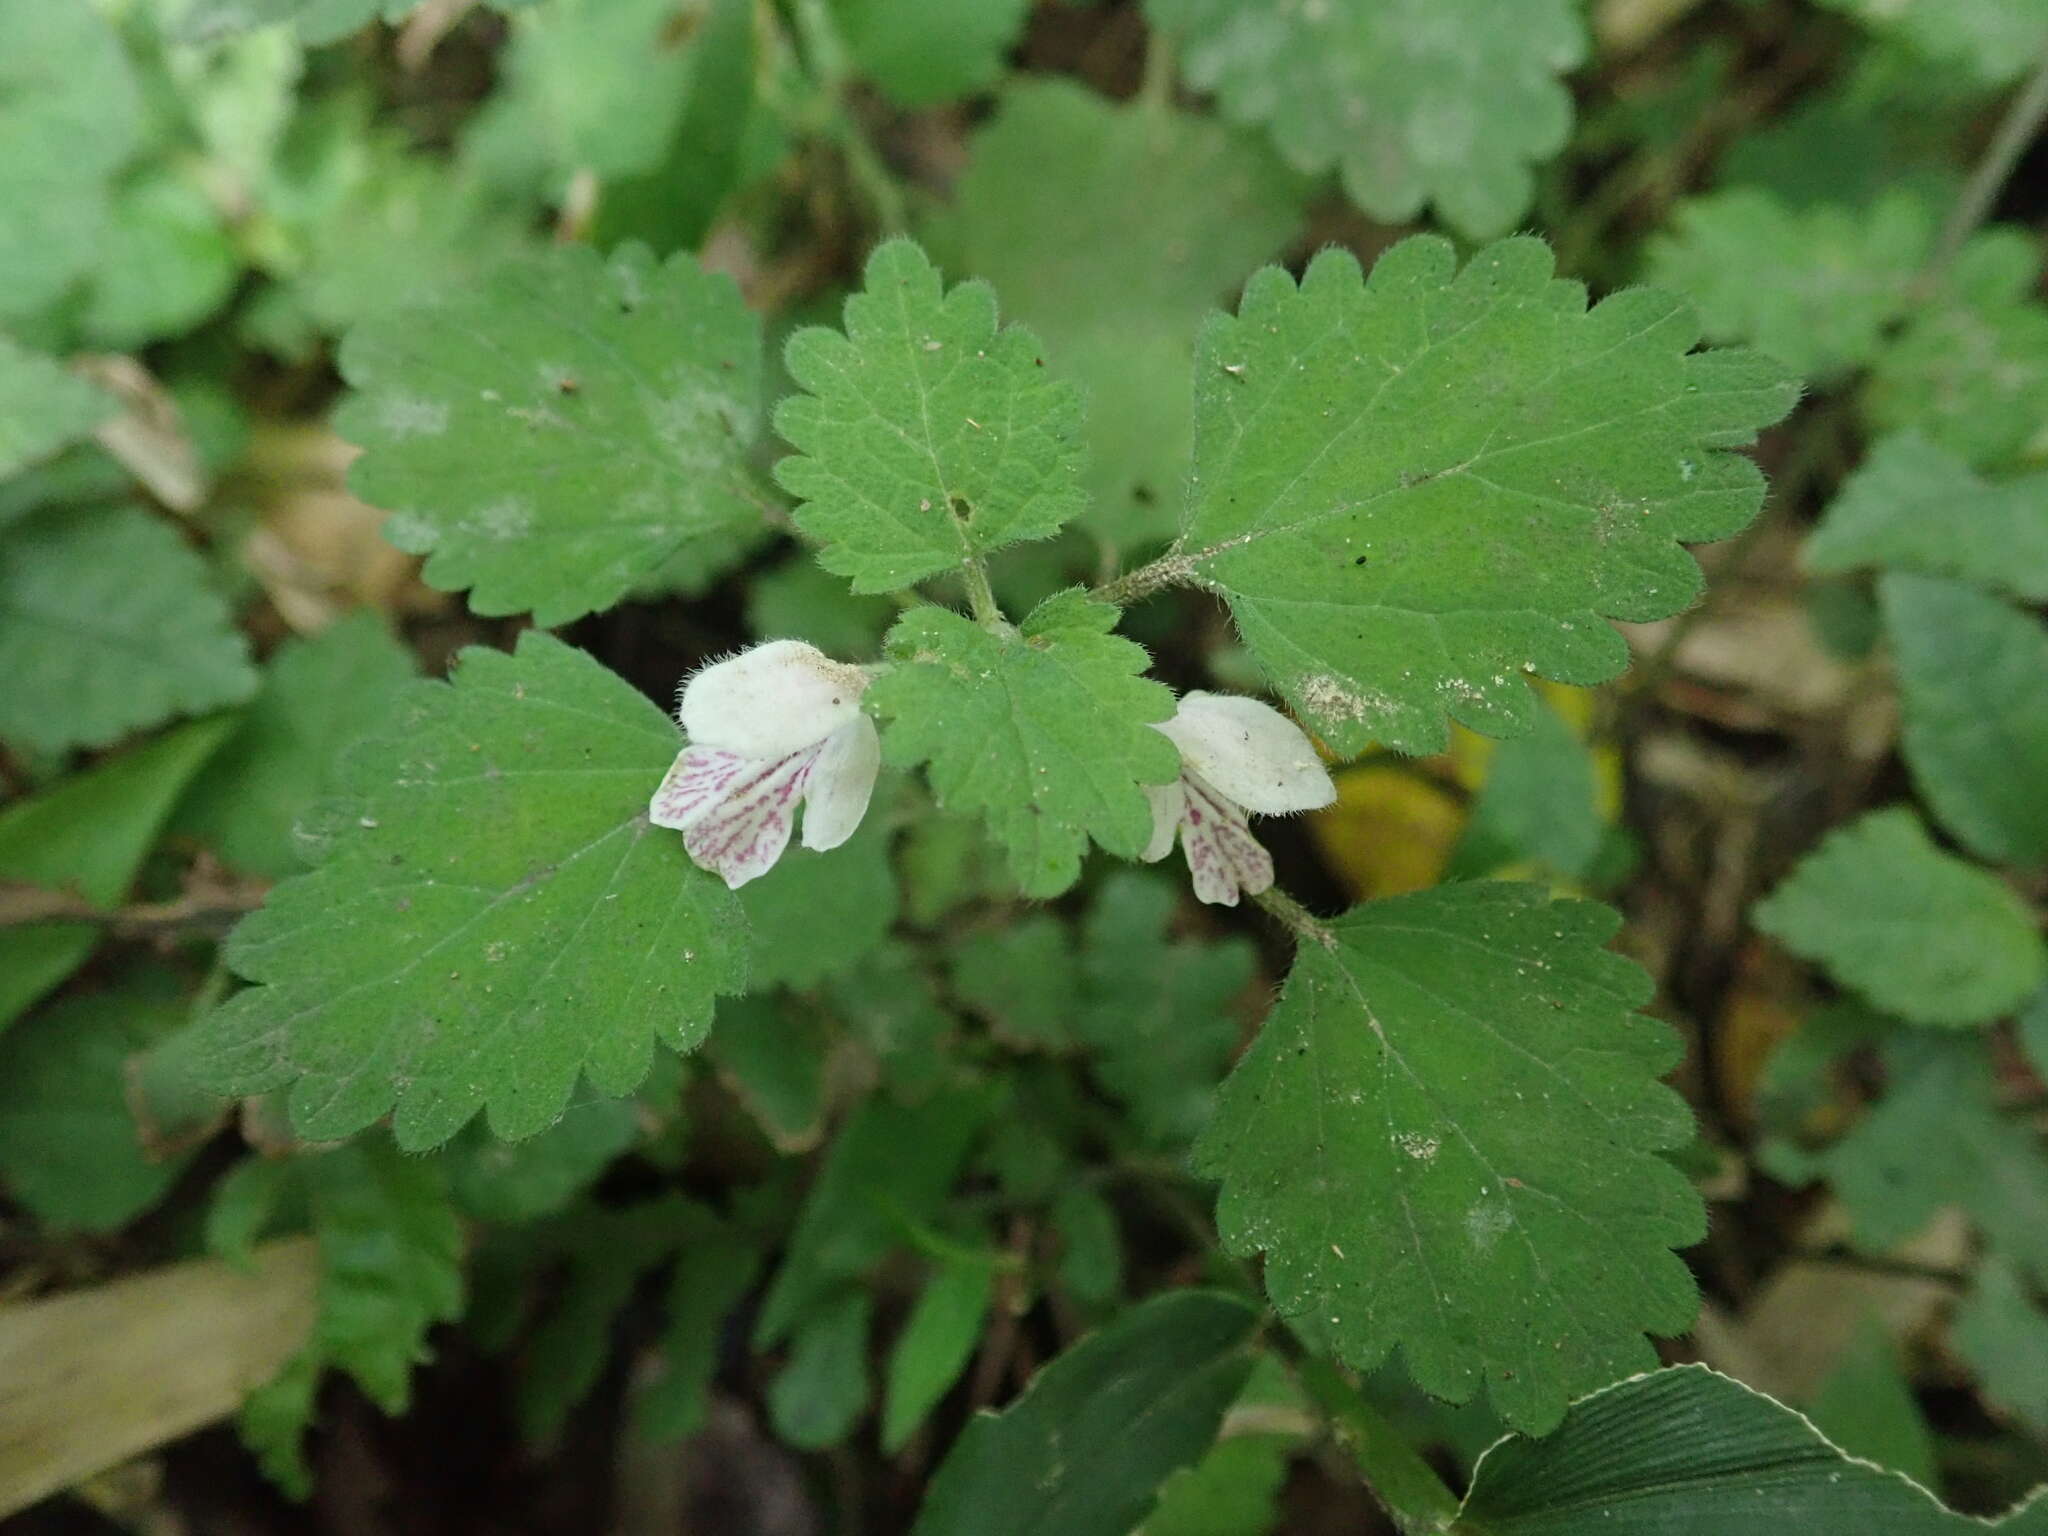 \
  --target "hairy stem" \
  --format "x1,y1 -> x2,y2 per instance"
1919,34 -> 2048,292
1092,550 -> 1193,607
1252,884 -> 1334,948
958,556 -> 1004,629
